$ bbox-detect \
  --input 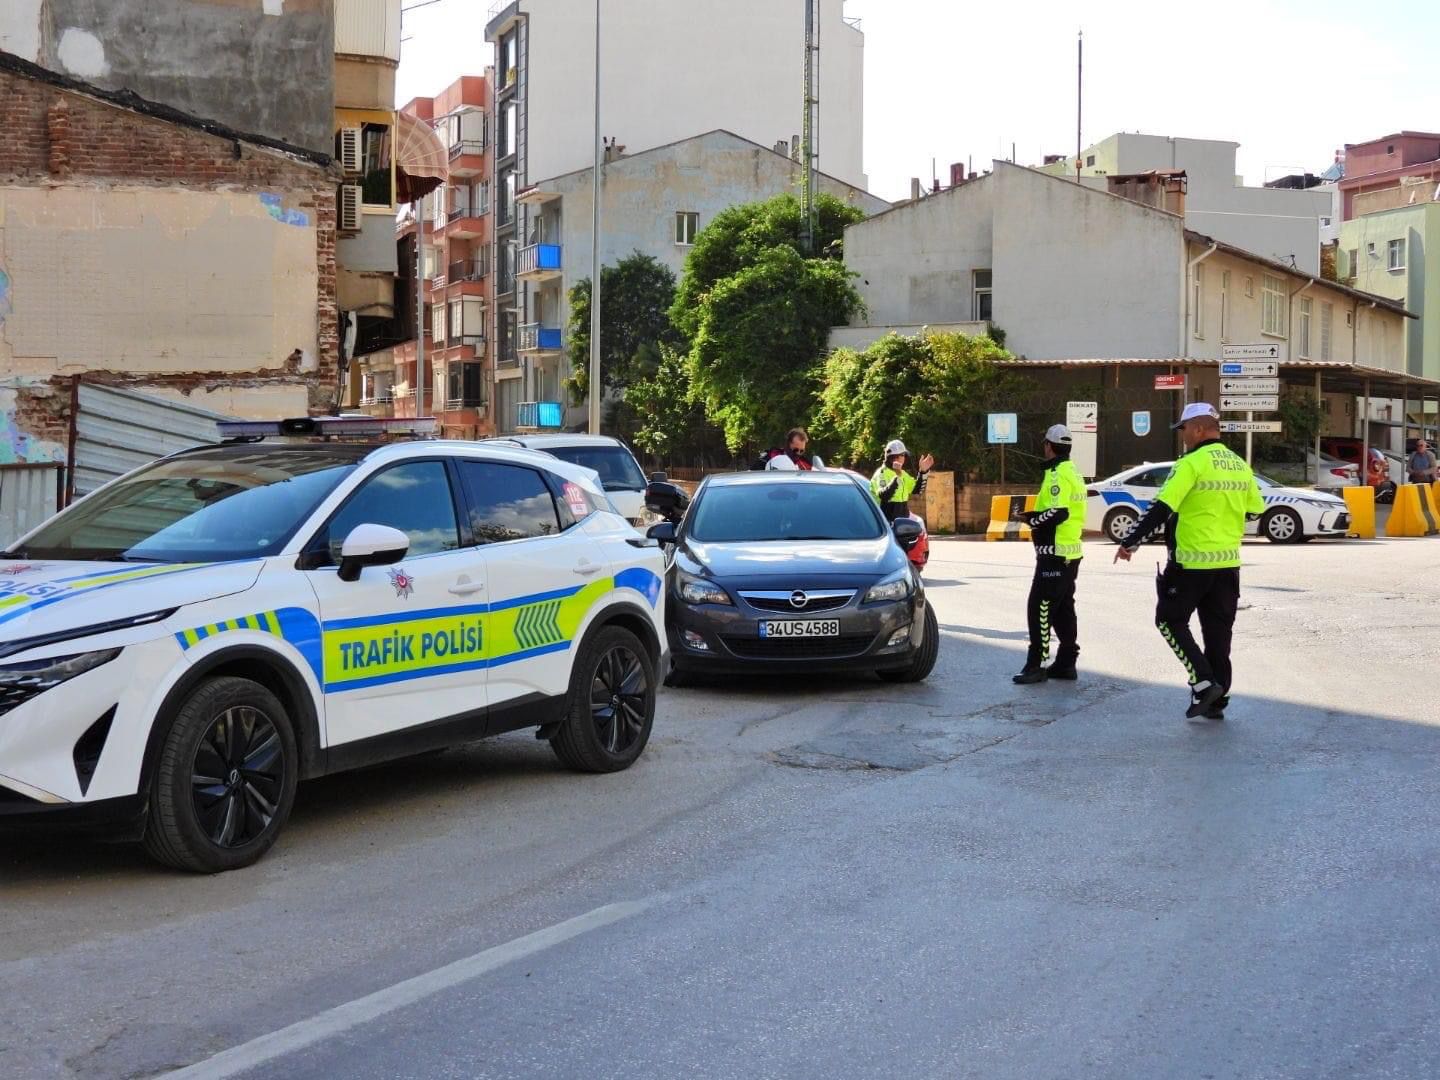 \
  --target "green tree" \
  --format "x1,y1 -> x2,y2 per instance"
815,330 -> 1033,479
627,343 -> 730,466
566,252 -> 681,404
